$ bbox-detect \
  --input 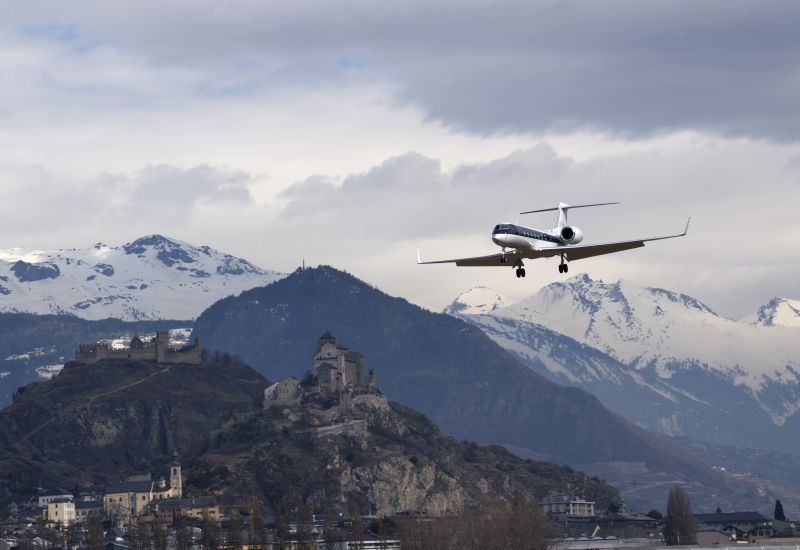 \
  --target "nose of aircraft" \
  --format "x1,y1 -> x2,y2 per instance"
492,233 -> 507,246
